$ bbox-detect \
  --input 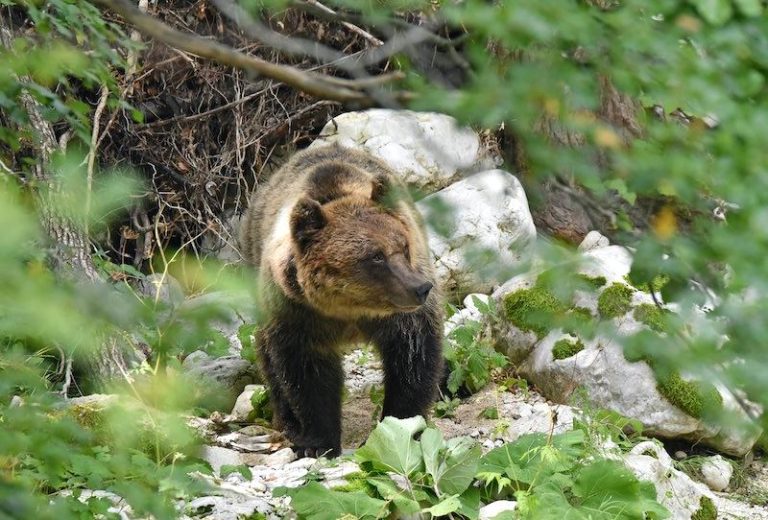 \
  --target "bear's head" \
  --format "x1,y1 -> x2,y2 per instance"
289,191 -> 433,319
